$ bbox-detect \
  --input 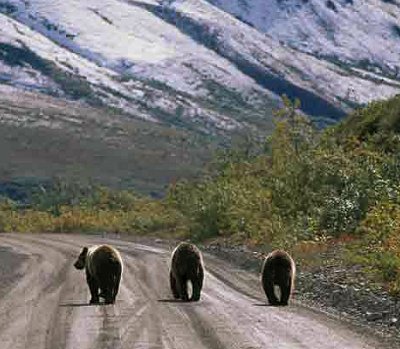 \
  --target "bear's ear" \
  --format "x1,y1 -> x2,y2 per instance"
81,247 -> 89,255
